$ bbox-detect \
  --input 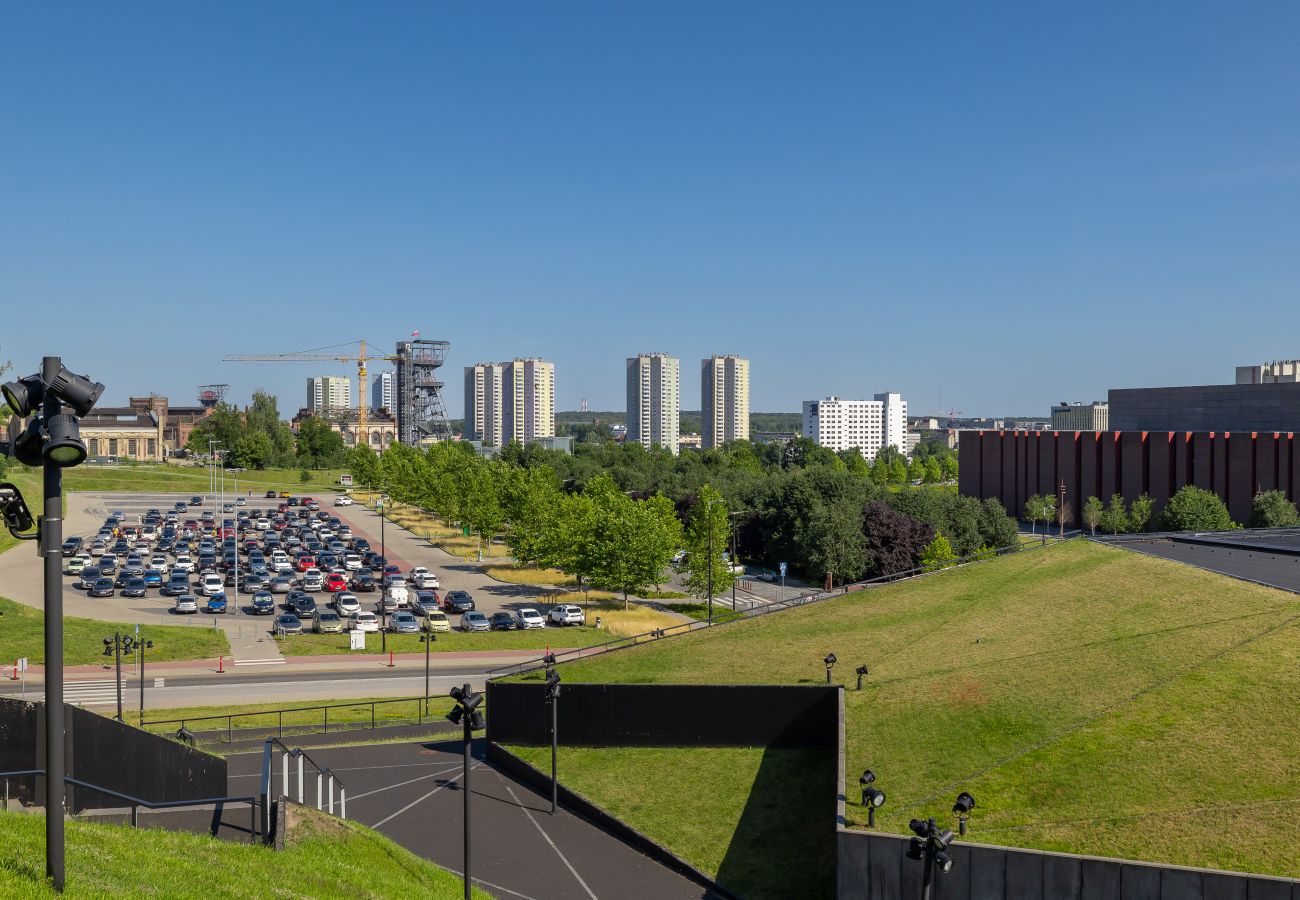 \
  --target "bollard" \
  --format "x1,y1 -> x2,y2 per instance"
328,774 -> 335,814
316,773 -> 322,810
387,650 -> 394,669
297,753 -> 304,803
340,788 -> 346,820
217,655 -> 225,674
